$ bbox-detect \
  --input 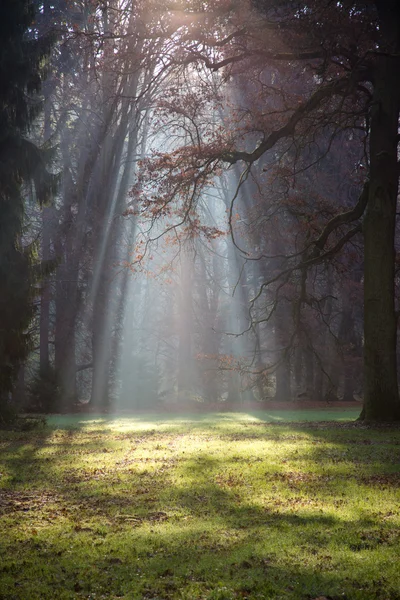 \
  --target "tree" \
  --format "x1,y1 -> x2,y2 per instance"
132,0 -> 400,420
33,0 -> 169,409
0,0 -> 56,416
